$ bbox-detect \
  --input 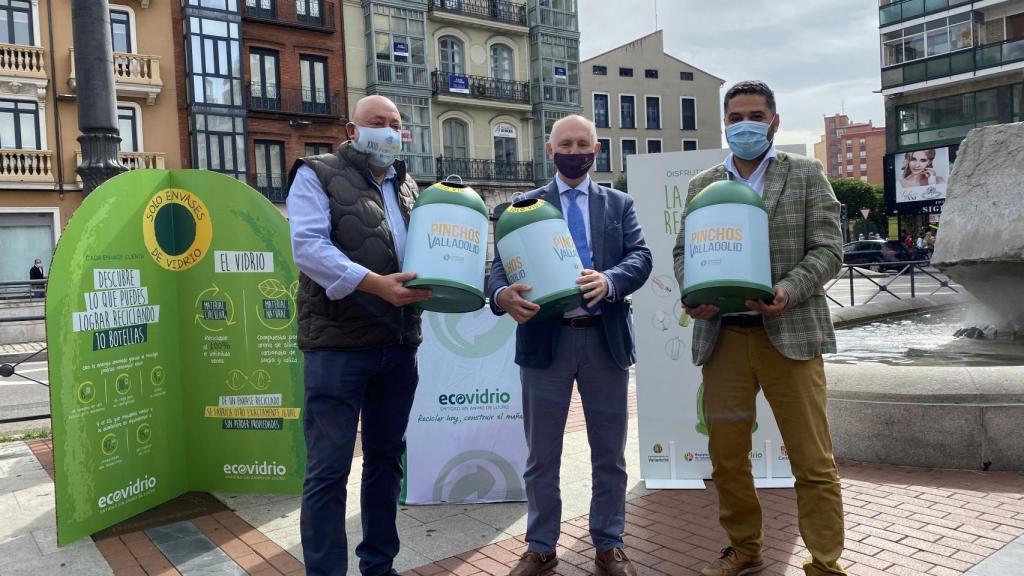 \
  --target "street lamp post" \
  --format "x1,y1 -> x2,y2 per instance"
71,0 -> 126,195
